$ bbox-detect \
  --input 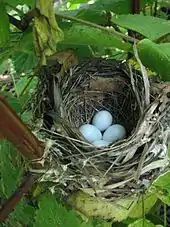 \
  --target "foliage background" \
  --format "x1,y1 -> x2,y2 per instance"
0,0 -> 170,226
